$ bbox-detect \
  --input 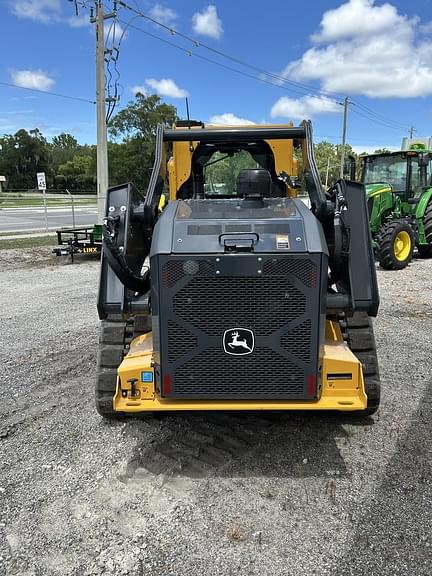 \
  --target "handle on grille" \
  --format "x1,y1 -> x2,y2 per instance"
219,233 -> 259,253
